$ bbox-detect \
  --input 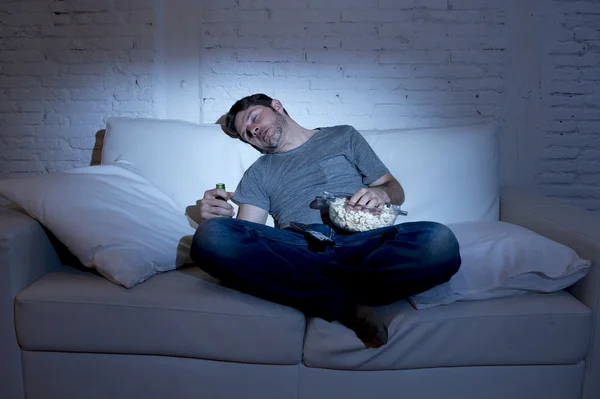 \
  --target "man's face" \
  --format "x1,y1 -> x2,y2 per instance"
234,104 -> 287,153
